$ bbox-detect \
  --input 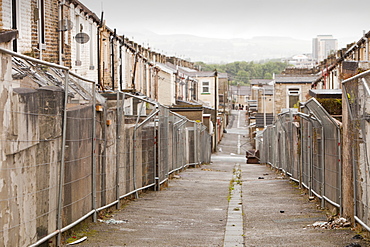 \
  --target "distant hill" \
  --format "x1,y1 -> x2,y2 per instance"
123,31 -> 313,63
